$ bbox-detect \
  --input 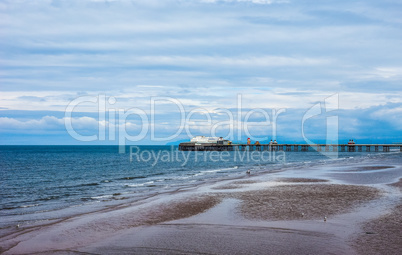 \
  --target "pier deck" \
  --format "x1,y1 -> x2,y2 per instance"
178,143 -> 402,152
